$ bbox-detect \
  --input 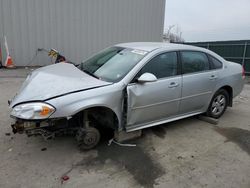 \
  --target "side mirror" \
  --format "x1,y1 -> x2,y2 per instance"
137,73 -> 157,83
